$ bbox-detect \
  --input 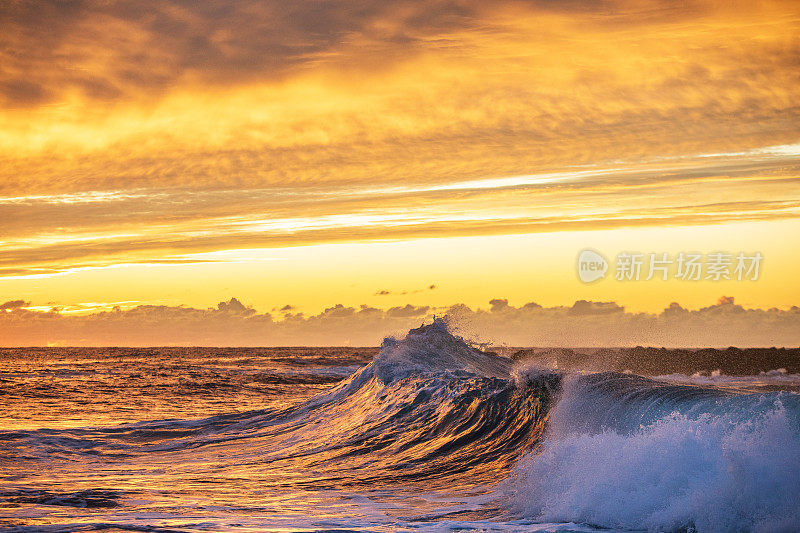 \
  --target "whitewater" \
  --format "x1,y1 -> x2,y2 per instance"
1,320 -> 798,532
